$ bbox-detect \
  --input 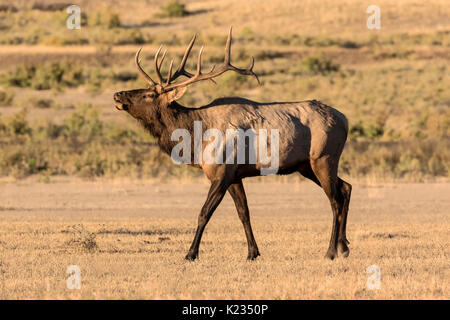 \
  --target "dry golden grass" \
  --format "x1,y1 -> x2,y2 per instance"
0,179 -> 448,299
